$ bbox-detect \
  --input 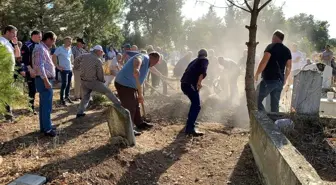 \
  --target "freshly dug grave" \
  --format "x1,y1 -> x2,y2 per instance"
0,90 -> 259,185
283,119 -> 336,184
